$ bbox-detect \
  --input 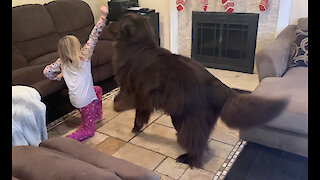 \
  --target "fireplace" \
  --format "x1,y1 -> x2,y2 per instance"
191,12 -> 259,73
